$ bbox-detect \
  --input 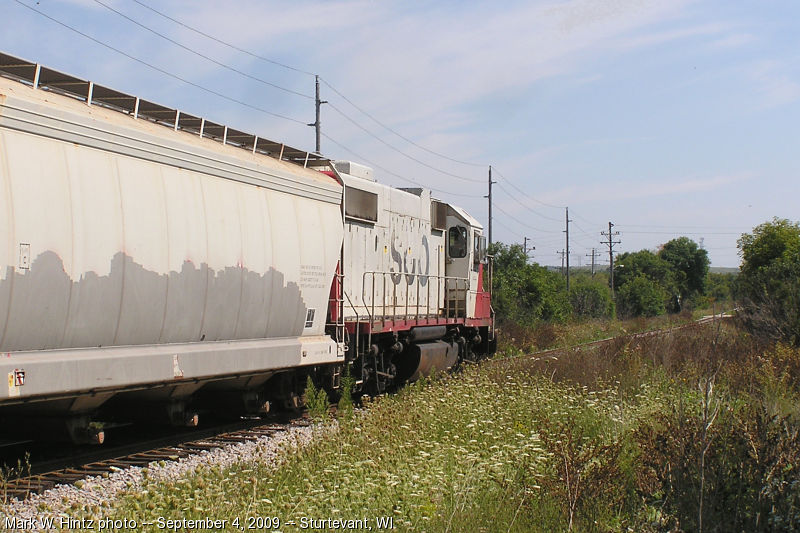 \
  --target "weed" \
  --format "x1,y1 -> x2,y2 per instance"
303,376 -> 329,422
337,364 -> 356,416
